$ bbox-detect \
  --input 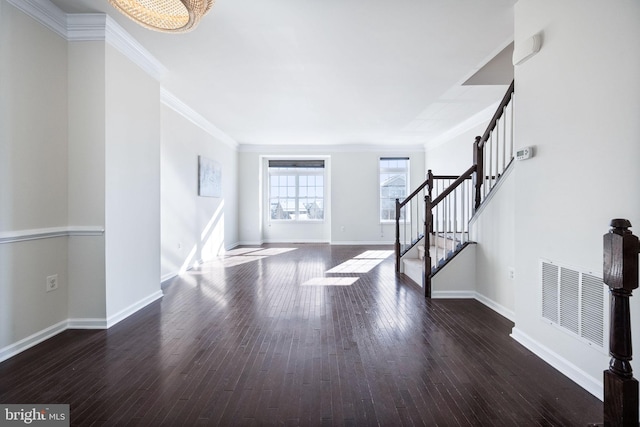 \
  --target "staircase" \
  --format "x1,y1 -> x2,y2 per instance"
395,80 -> 515,297
402,234 -> 468,285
